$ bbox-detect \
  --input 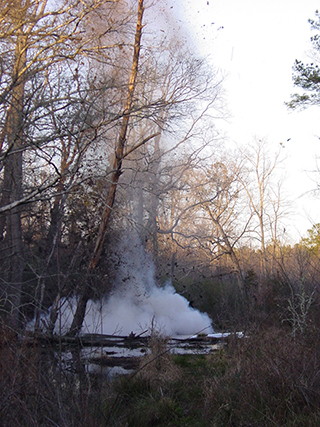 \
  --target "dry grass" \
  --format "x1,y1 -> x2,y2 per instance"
0,323 -> 111,427
137,331 -> 182,387
2,320 -> 320,426
204,327 -> 320,426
